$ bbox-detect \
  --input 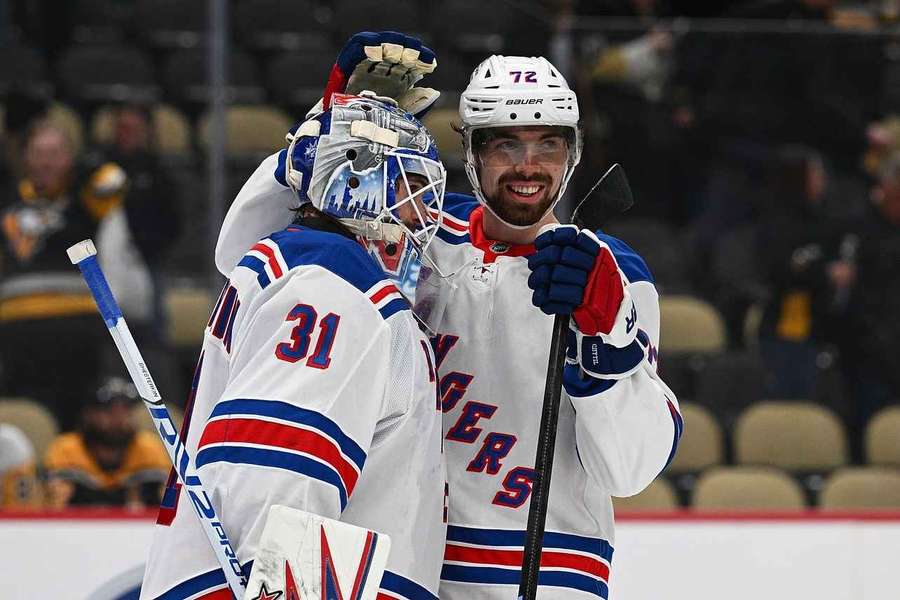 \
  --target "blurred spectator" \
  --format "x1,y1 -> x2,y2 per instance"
862,114 -> 900,179
845,152 -> 900,428
590,28 -> 674,102
0,423 -> 41,509
671,0 -> 881,217
43,376 -> 169,509
756,145 -> 855,399
0,89 -> 50,192
93,104 -> 180,344
576,8 -> 685,223
0,120 -> 126,429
